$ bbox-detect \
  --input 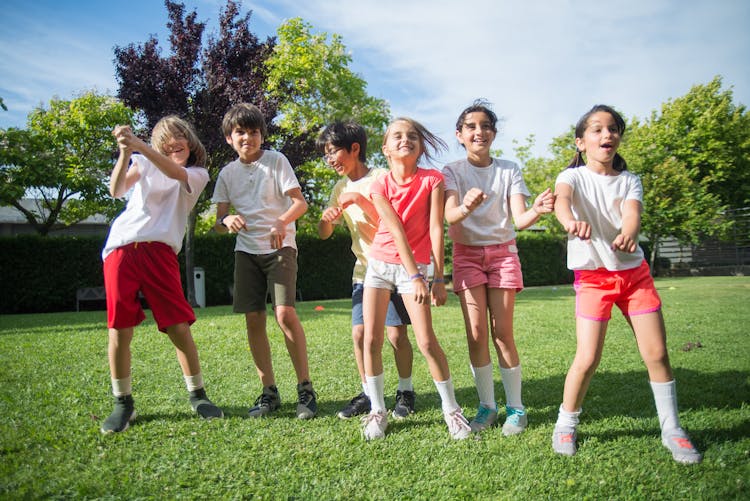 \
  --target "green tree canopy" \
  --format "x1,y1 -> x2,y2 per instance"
0,91 -> 134,235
